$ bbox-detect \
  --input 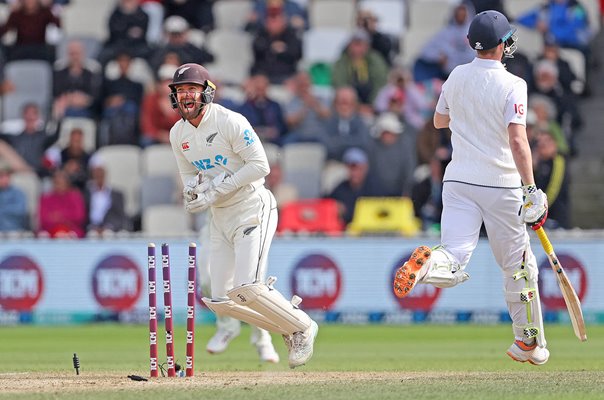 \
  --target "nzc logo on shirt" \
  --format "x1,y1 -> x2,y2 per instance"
191,155 -> 228,171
